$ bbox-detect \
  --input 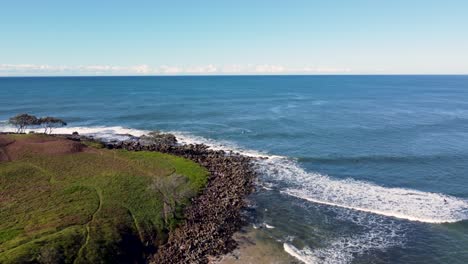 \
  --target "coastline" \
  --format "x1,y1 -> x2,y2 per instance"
3,75 -> 468,264
1,130 -> 259,263
58,131 -> 259,263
